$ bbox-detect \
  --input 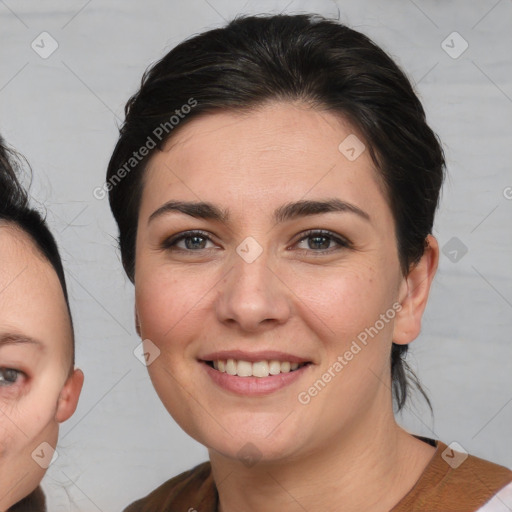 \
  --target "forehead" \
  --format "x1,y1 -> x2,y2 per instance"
159,102 -> 366,175
140,102 -> 391,226
0,225 -> 71,353
0,225 -> 56,292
